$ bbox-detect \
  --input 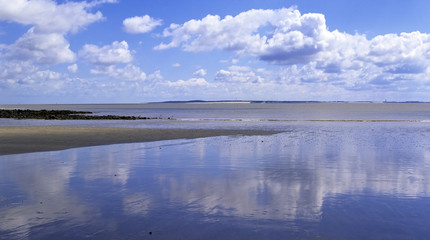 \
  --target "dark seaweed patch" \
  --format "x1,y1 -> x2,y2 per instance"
0,109 -> 159,120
